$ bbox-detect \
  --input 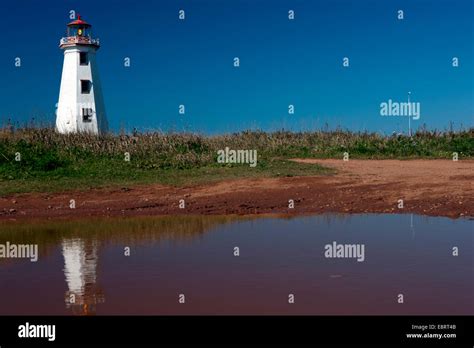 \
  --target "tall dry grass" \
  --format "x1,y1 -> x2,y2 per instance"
0,127 -> 472,169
